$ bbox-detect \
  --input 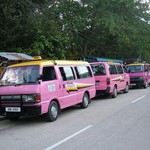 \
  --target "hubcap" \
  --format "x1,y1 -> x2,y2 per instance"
126,85 -> 128,91
51,105 -> 57,118
84,96 -> 88,106
146,82 -> 148,87
114,88 -> 117,96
